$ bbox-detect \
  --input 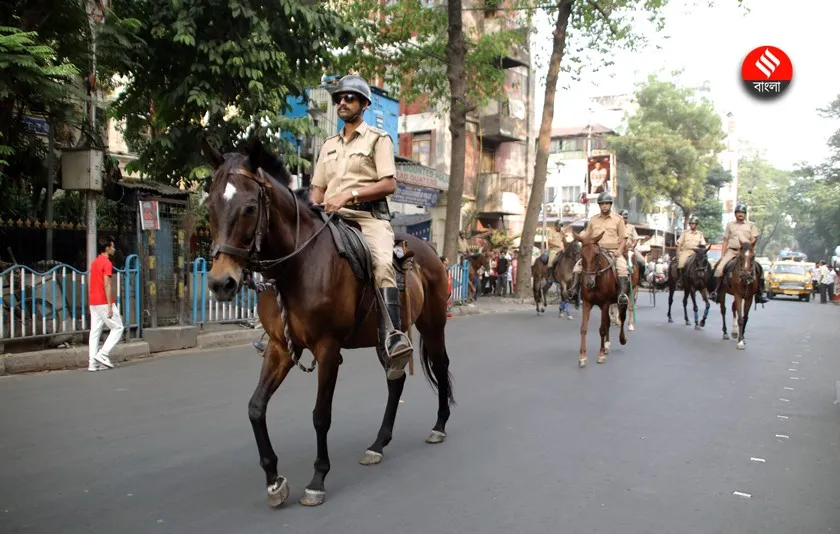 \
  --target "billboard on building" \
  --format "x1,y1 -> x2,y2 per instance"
586,155 -> 611,196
